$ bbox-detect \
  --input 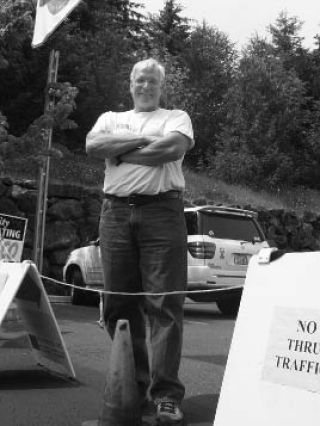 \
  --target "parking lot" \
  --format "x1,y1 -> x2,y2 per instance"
0,300 -> 236,426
